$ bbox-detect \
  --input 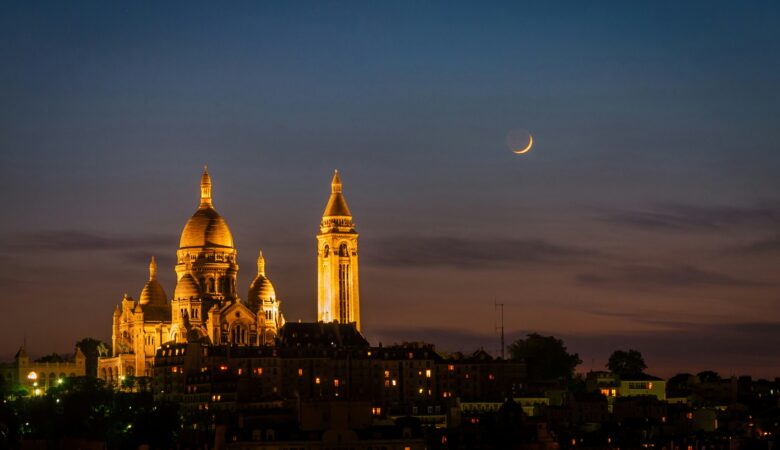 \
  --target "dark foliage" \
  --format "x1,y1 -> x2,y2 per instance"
607,349 -> 647,376
75,337 -> 110,378
508,333 -> 582,381
6,376 -> 180,449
